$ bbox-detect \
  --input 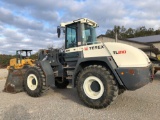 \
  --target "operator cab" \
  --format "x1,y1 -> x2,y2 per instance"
16,50 -> 32,63
58,18 -> 98,49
